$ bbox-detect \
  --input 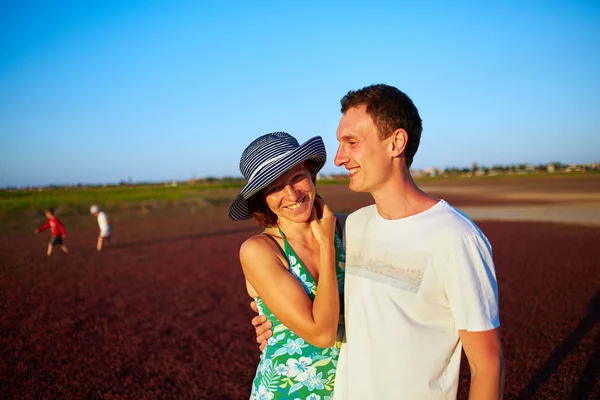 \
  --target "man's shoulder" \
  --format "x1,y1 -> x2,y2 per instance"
431,200 -> 488,240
